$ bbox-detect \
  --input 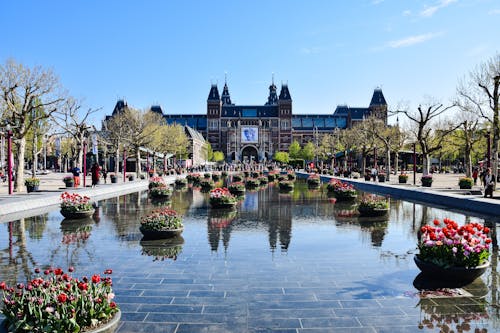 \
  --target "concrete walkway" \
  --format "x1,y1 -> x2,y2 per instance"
0,172 -> 180,223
